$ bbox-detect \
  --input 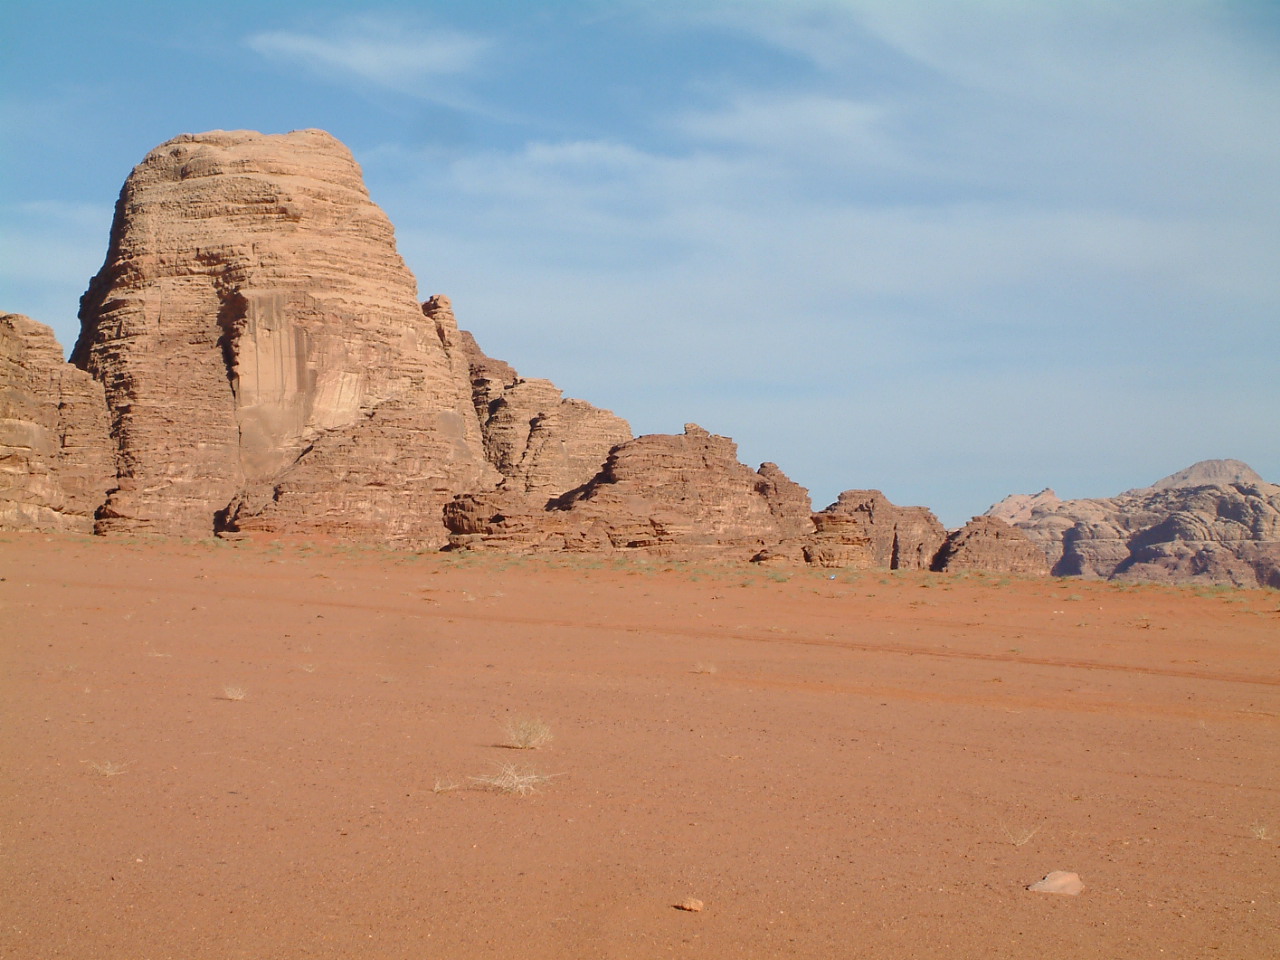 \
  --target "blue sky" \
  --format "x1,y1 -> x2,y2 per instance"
3,0 -> 1278,525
